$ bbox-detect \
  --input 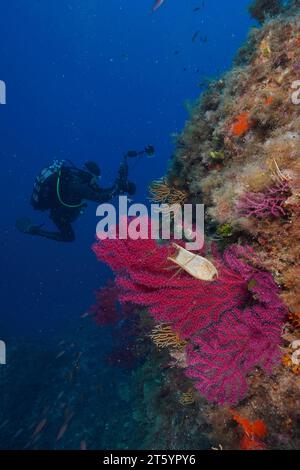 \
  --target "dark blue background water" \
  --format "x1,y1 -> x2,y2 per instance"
0,0 -> 253,338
